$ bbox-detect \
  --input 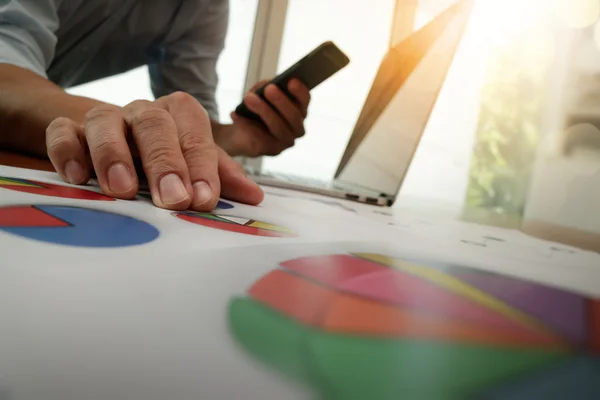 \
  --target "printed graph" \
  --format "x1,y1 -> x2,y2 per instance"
175,211 -> 297,238
0,176 -> 113,201
229,253 -> 600,399
0,205 -> 159,247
